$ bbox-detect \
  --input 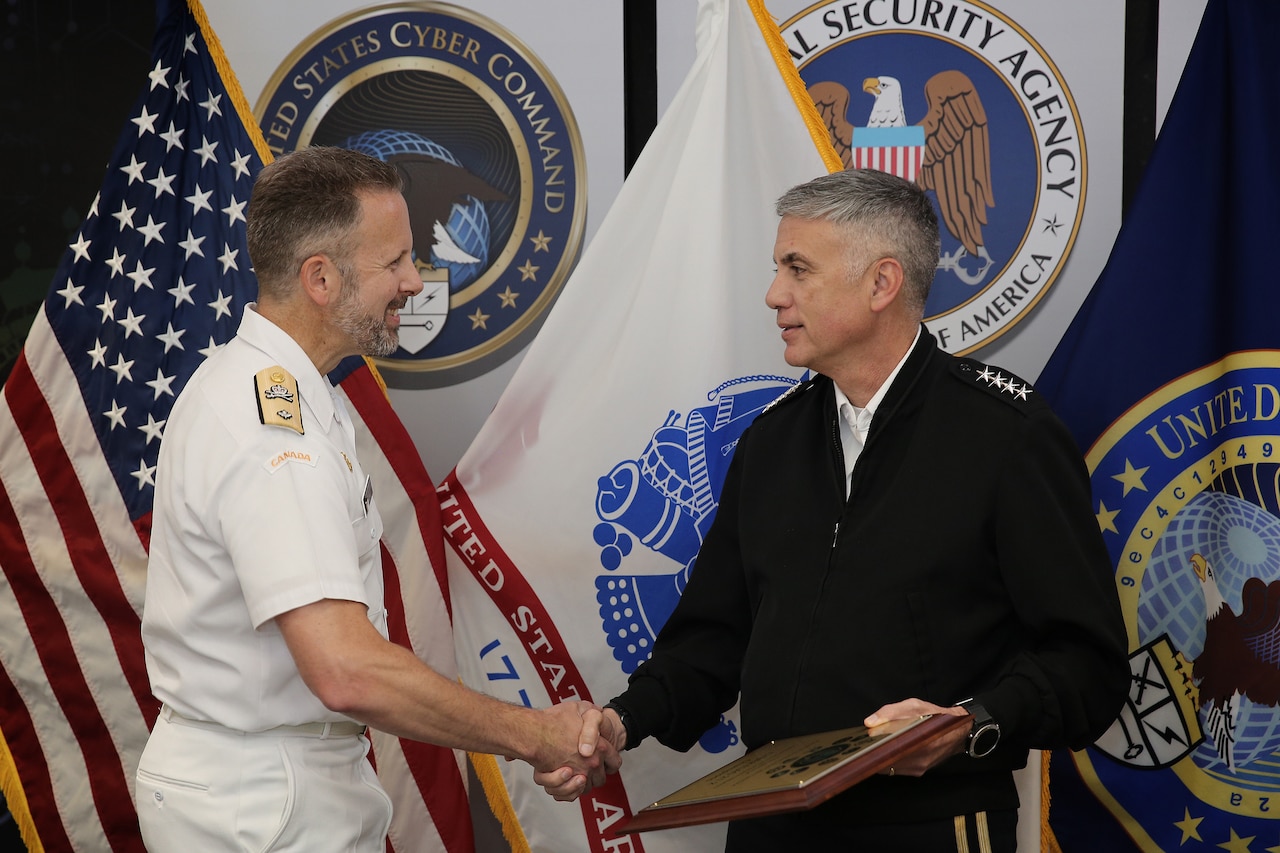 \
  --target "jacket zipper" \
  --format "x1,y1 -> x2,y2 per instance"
832,411 -> 846,550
